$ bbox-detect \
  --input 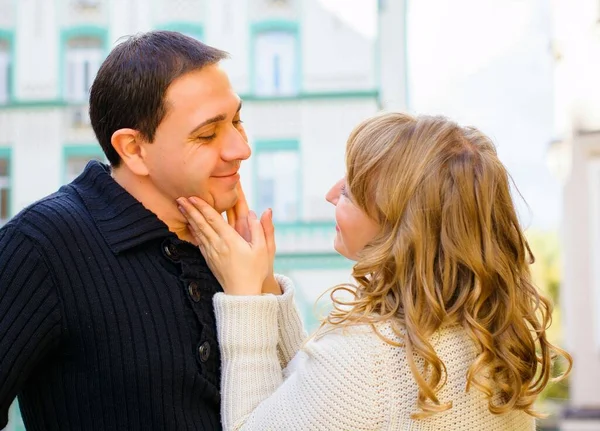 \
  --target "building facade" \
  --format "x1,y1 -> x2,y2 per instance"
0,0 -> 407,428
549,0 -> 600,428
